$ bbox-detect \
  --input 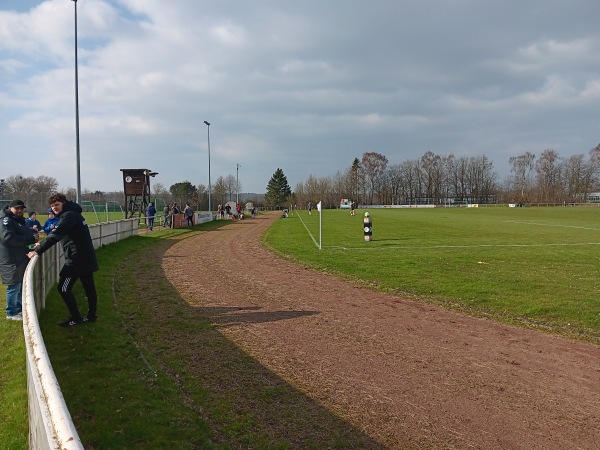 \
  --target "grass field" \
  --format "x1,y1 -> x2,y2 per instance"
263,206 -> 600,340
